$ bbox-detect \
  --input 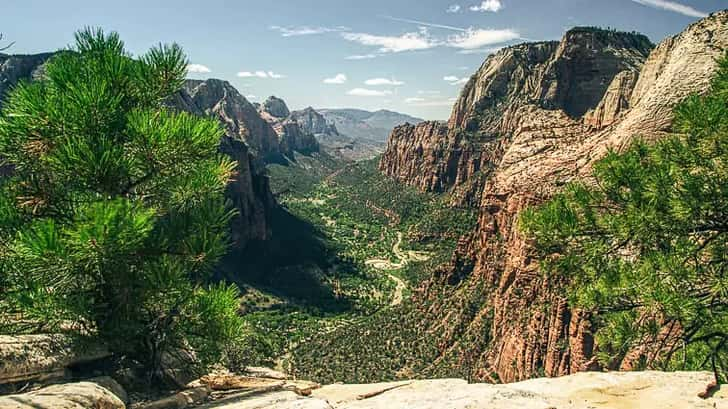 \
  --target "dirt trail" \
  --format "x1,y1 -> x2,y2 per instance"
364,232 -> 431,306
